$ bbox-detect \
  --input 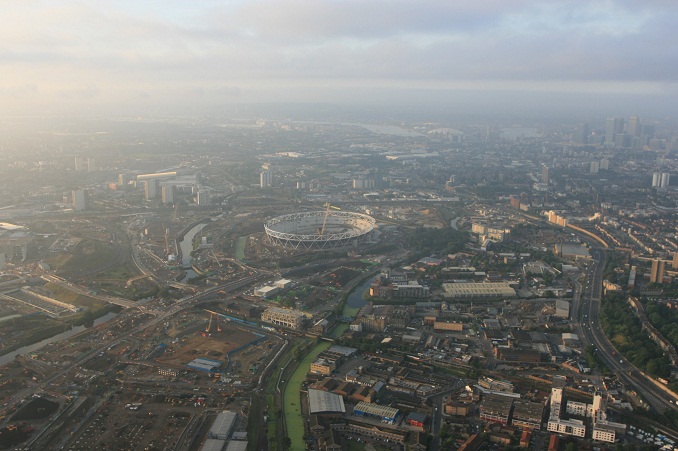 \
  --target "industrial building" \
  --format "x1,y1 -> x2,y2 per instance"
511,400 -> 544,430
254,286 -> 279,298
479,394 -> 513,426
308,389 -> 346,414
352,402 -> 399,424
187,358 -> 223,373
208,411 -> 237,440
